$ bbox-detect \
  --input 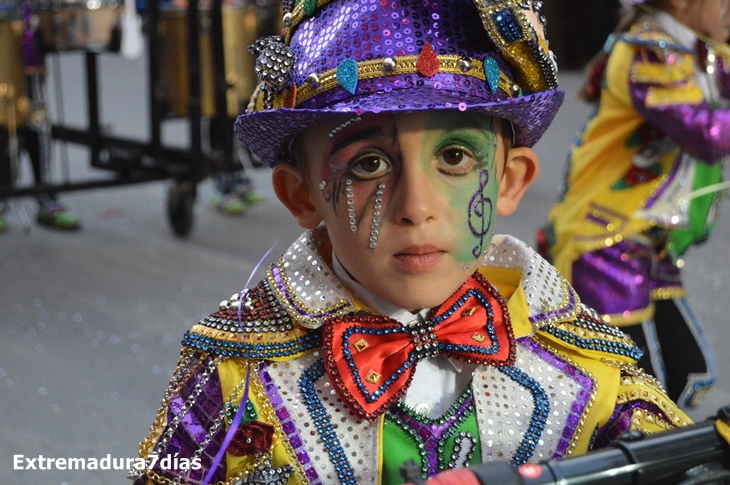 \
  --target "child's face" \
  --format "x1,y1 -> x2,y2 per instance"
293,111 -> 513,311
677,0 -> 730,44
